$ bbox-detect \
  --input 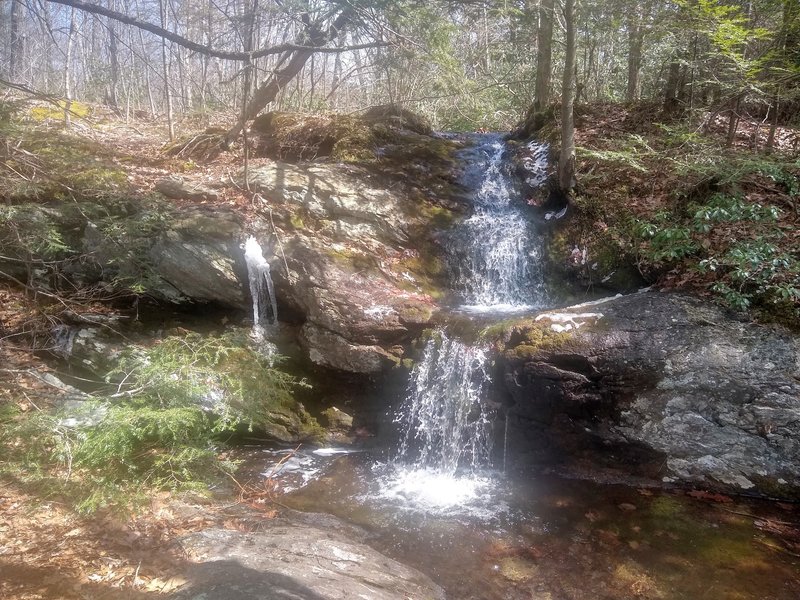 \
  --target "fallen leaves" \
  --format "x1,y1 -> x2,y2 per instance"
0,479 -> 280,600
687,490 -> 733,504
